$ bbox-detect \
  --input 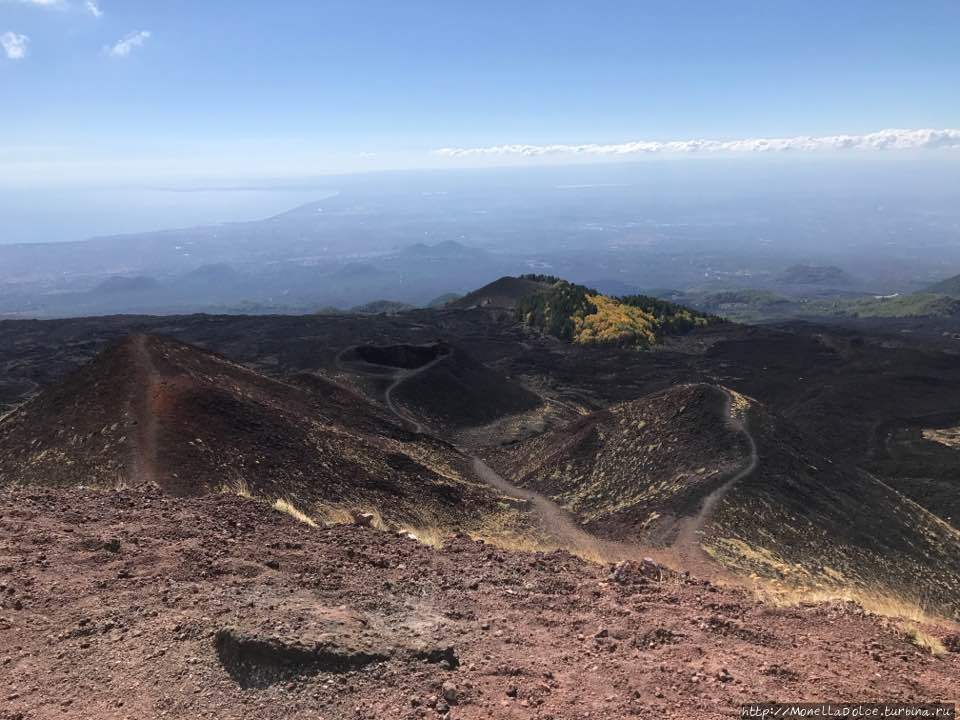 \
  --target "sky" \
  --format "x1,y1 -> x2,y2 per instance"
1,0 -> 959,188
